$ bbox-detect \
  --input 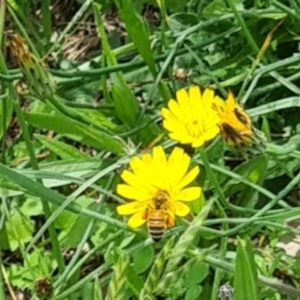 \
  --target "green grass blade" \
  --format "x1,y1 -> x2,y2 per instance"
34,134 -> 89,159
114,0 -> 156,76
0,162 -> 128,230
234,236 -> 258,300
93,3 -> 140,128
